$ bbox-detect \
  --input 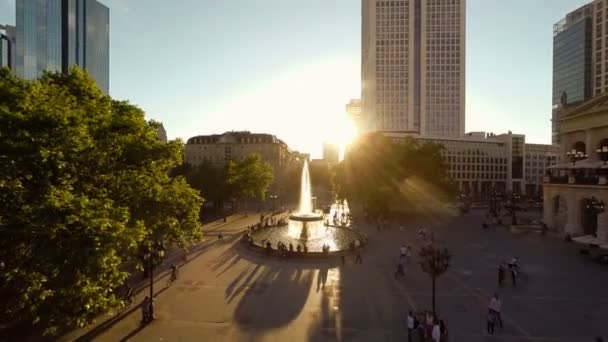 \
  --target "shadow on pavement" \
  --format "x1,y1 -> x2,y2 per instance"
118,322 -> 147,342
